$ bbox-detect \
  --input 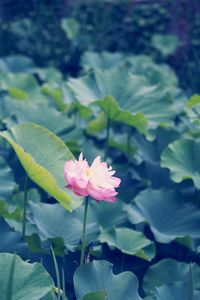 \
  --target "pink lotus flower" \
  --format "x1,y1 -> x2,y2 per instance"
64,153 -> 121,202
